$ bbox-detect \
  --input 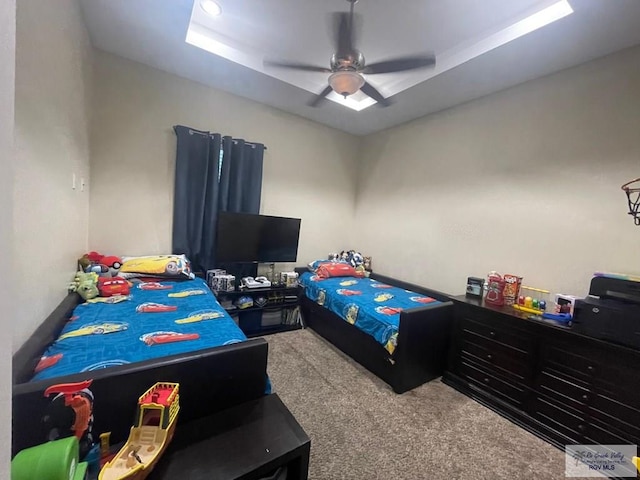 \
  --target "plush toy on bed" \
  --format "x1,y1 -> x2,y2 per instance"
69,272 -> 99,301
339,250 -> 365,268
79,251 -> 123,277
